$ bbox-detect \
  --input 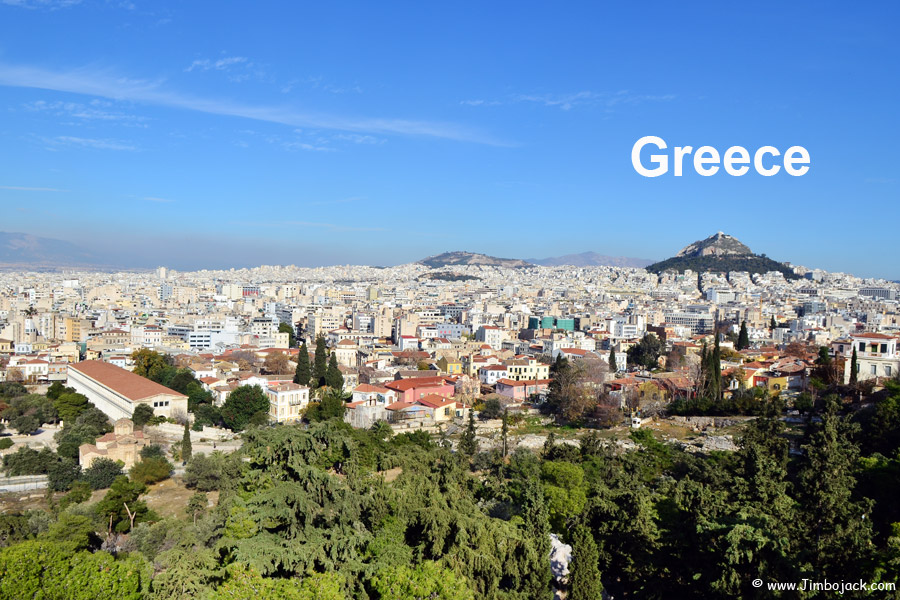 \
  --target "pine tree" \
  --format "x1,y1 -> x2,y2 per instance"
850,347 -> 858,385
325,353 -> 344,390
569,524 -> 603,600
737,321 -> 750,350
182,421 -> 192,463
608,349 -> 618,373
312,335 -> 327,388
459,411 -> 478,456
294,341 -> 311,386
